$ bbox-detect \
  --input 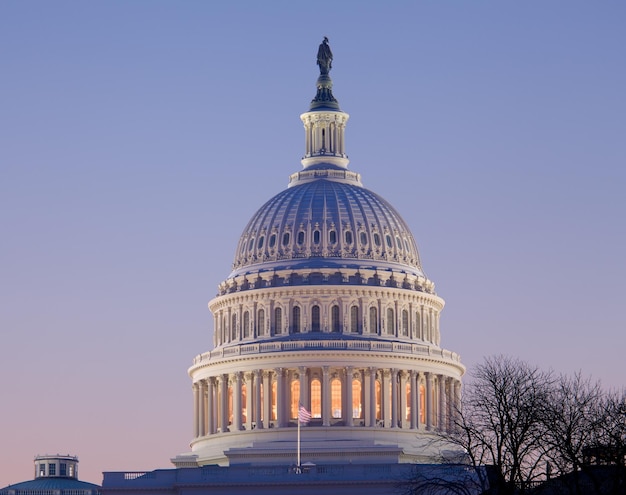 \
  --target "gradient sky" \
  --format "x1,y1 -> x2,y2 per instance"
1,1 -> 625,488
